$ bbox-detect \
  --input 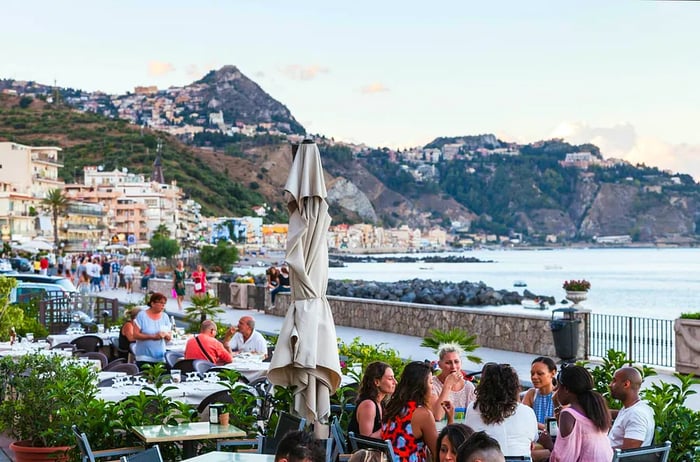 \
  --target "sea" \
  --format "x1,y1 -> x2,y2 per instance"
320,247 -> 700,321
